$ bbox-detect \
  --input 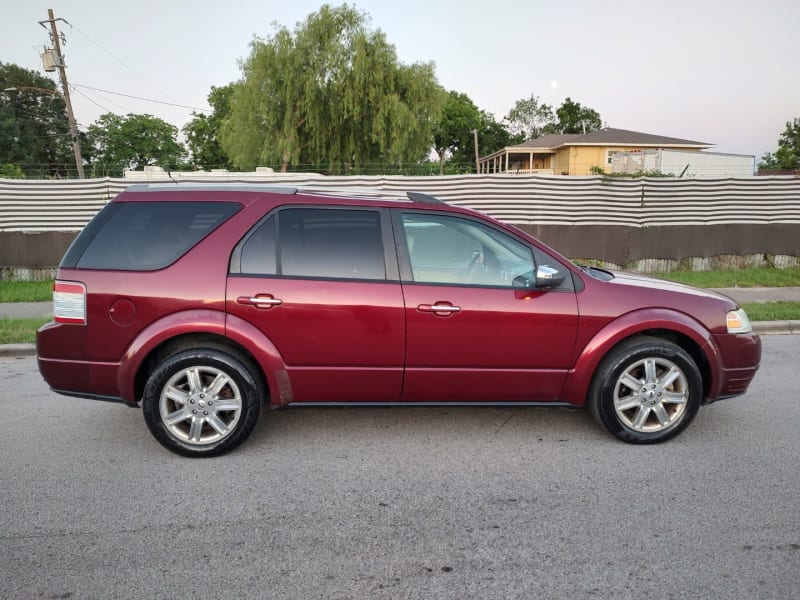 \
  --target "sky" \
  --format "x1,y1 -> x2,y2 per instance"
2,0 -> 799,159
